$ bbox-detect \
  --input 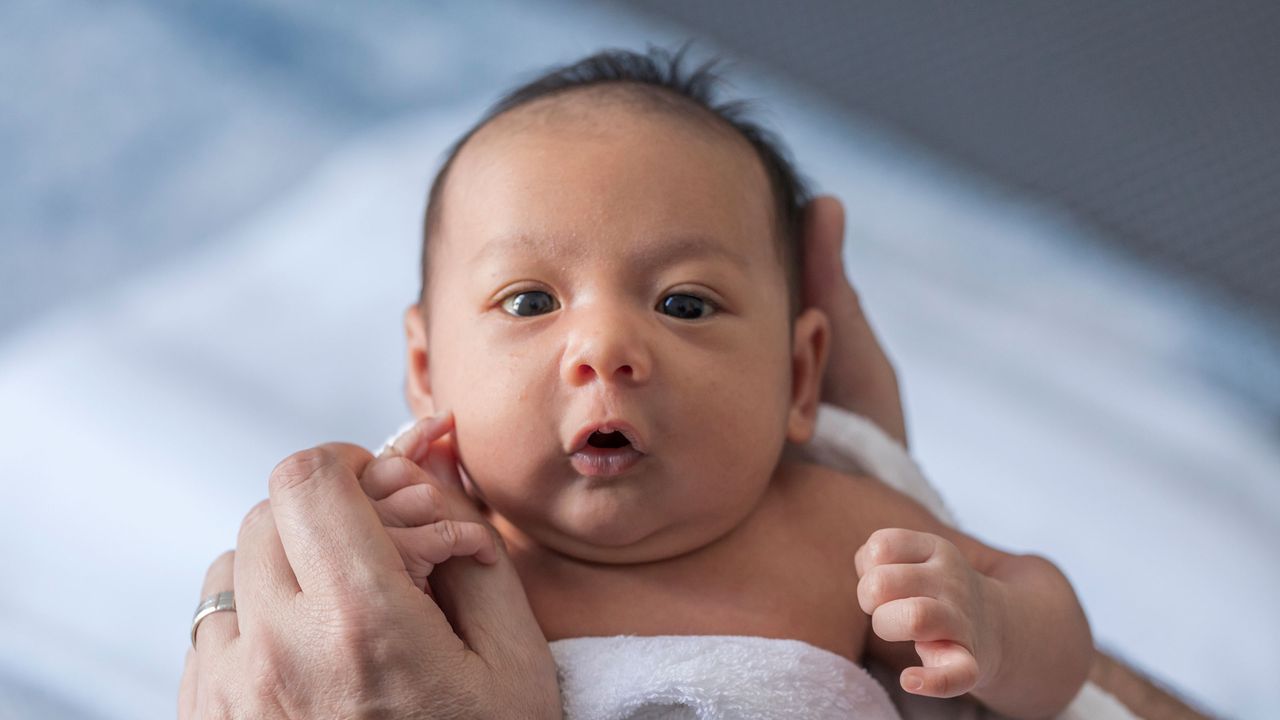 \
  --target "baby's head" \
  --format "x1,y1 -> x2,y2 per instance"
402,47 -> 829,564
